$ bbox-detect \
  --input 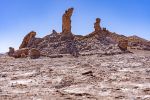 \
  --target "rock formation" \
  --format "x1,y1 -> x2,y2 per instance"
12,48 -> 29,58
29,48 -> 40,59
61,8 -> 74,41
19,31 -> 36,49
94,18 -> 101,32
62,8 -> 74,33
10,8 -> 150,59
8,47 -> 15,57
